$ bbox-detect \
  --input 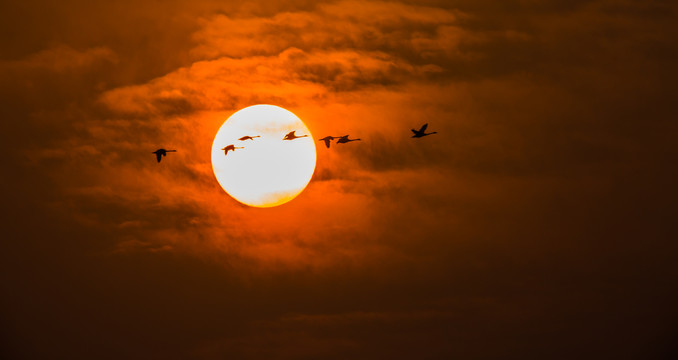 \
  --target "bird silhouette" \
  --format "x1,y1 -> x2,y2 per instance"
238,135 -> 260,141
411,123 -> 437,138
221,144 -> 244,156
283,130 -> 308,140
318,136 -> 341,148
152,149 -> 176,163
336,135 -> 361,144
